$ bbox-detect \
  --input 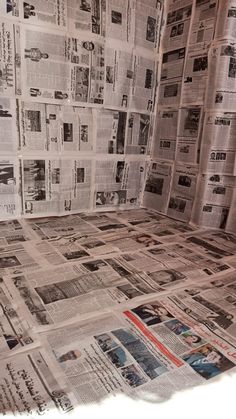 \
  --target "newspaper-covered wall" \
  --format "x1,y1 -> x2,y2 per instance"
1,0 -> 236,233
0,0 -> 162,221
144,0 -> 236,233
